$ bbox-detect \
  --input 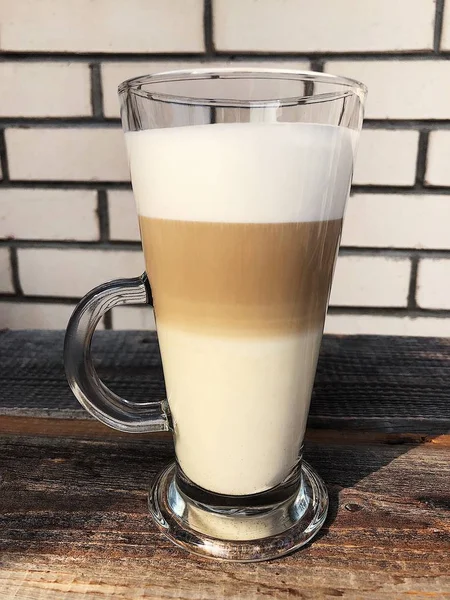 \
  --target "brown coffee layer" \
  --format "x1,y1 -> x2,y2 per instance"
139,217 -> 342,335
